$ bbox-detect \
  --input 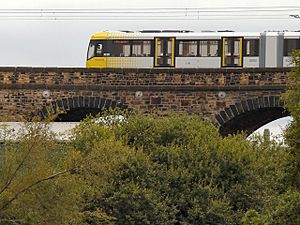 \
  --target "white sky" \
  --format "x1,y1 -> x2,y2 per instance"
0,0 -> 296,133
0,0 -> 299,66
